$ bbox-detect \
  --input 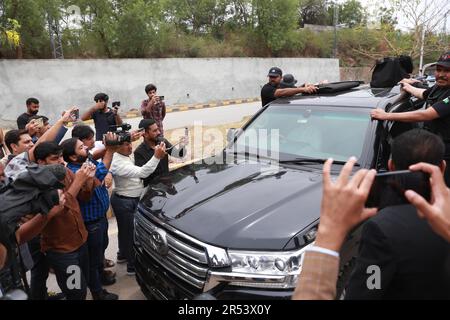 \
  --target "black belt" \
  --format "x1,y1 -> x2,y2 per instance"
113,193 -> 140,200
